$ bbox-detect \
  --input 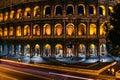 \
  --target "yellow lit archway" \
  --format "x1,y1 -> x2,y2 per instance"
99,5 -> 106,16
24,7 -> 31,17
78,23 -> 86,35
0,13 -> 3,22
90,24 -> 96,35
100,24 -> 106,36
0,28 -> 2,36
24,25 -> 30,36
43,5 -> 51,16
54,23 -> 62,36
89,5 -> 96,15
4,27 -> 8,36
16,26 -> 21,36
66,4 -> 74,15
109,6 -> 113,13
66,23 -> 74,36
34,6 -> 40,17
54,5 -> 62,15
78,4 -> 86,15
10,10 -> 15,20
17,9 -> 22,19
33,24 -> 40,36
43,24 -> 51,35
9,27 -> 13,36
4,12 -> 8,21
